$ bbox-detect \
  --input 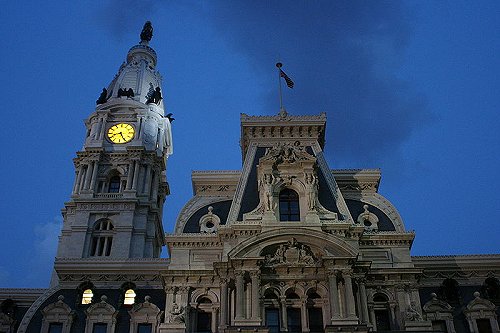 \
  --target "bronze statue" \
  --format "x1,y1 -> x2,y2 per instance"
166,113 -> 175,123
117,88 -> 134,98
140,21 -> 153,42
96,88 -> 108,105
146,87 -> 162,104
